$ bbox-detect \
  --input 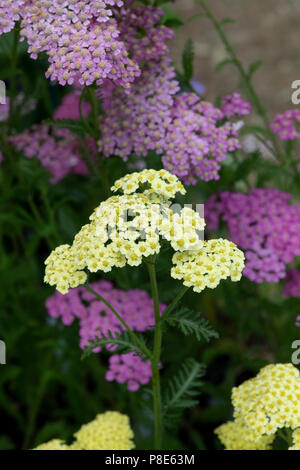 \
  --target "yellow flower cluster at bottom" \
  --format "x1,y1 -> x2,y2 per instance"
34,411 -> 134,450
215,363 -> 300,450
215,420 -> 275,450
